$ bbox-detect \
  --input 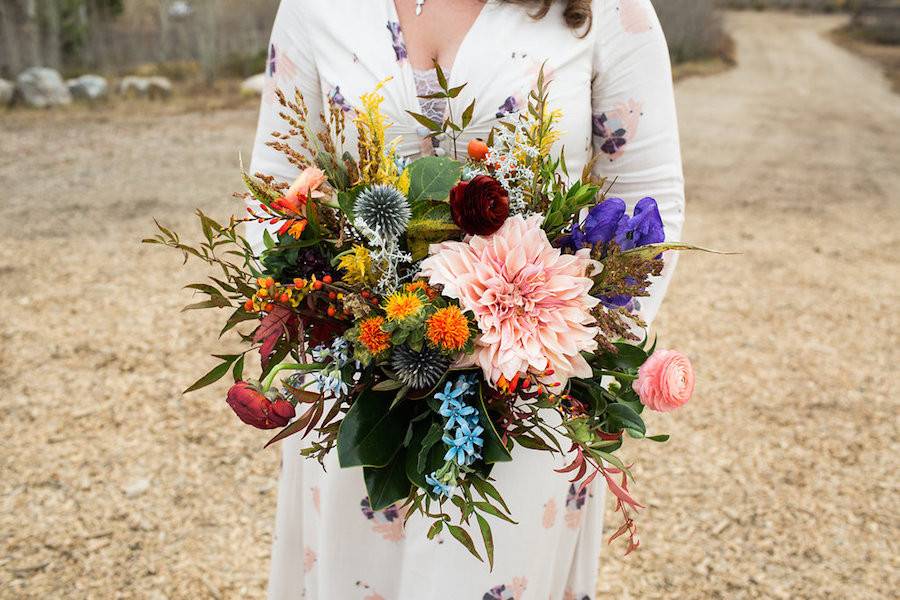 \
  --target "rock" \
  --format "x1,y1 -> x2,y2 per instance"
0,79 -> 13,106
15,67 -> 72,108
147,76 -> 172,100
118,75 -> 150,98
240,73 -> 266,96
118,76 -> 172,100
123,478 -> 151,498
67,74 -> 109,102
